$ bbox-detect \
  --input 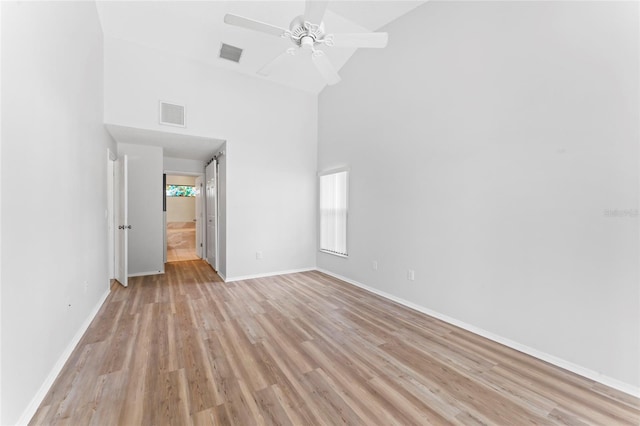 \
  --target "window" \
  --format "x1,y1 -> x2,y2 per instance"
166,185 -> 196,197
319,170 -> 348,256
